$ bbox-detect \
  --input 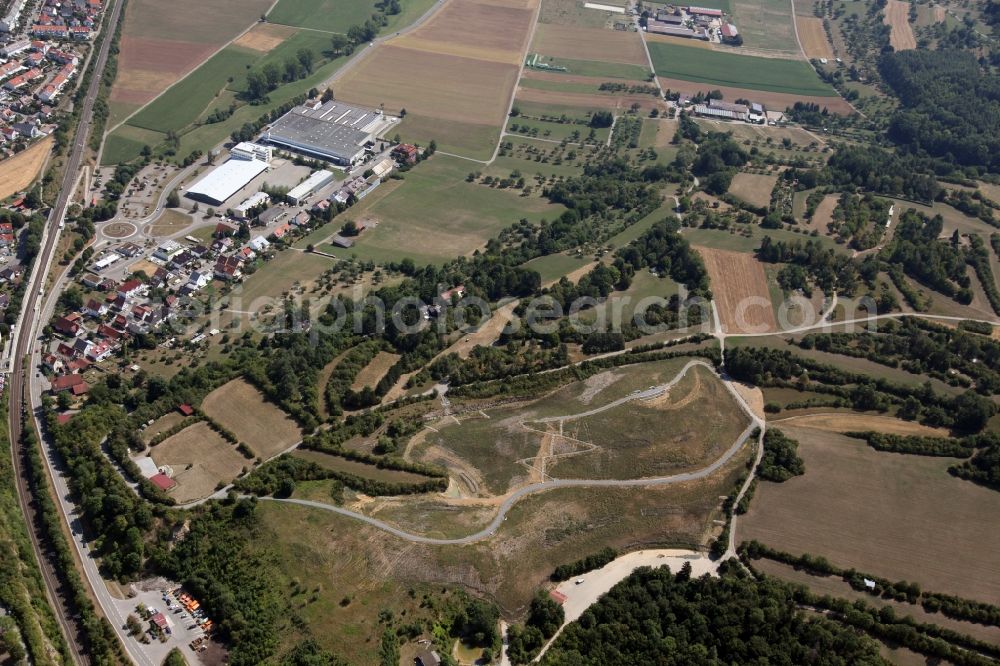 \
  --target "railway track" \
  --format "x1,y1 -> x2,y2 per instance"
4,0 -> 127,661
